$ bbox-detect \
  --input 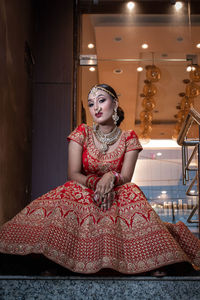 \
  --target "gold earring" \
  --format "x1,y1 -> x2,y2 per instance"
112,108 -> 119,125
93,121 -> 97,132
